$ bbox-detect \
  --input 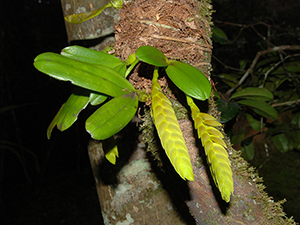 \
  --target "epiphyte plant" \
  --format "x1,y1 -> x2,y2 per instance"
34,45 -> 233,202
